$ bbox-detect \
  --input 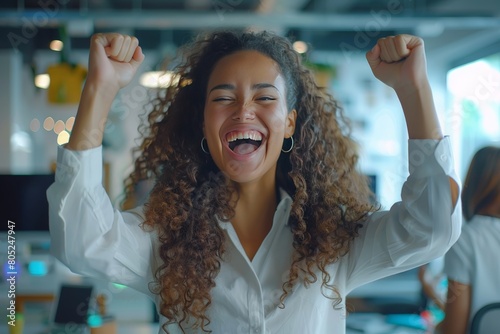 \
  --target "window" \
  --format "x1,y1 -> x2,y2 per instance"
447,53 -> 500,177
